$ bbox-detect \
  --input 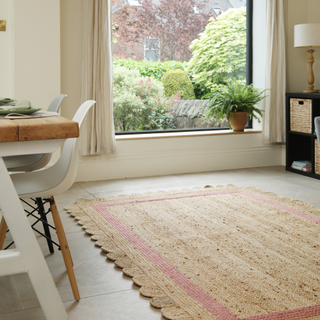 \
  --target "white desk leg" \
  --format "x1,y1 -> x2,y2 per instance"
0,158 -> 69,320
